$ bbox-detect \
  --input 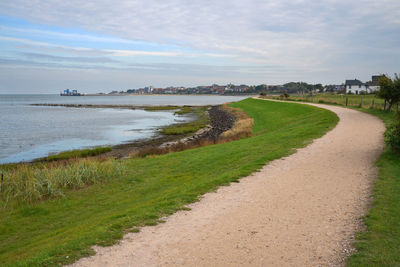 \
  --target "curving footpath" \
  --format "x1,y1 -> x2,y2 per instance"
71,101 -> 385,267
